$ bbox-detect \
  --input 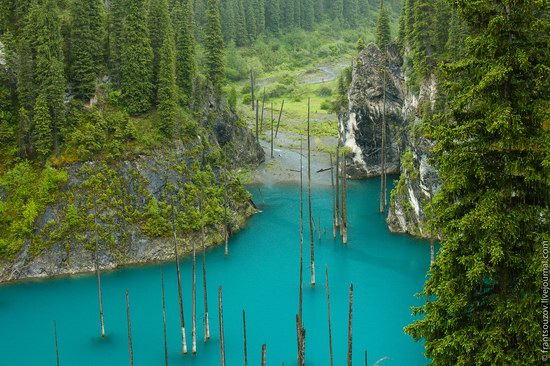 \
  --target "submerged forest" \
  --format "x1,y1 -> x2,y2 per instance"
0,0 -> 548,365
